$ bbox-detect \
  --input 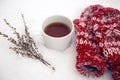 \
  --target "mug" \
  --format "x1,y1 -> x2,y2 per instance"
42,15 -> 74,51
